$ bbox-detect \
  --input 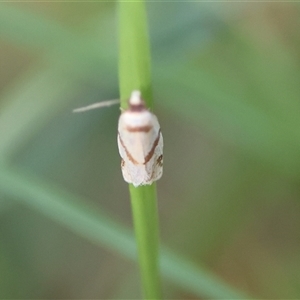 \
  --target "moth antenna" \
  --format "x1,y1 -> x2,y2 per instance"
73,99 -> 120,113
